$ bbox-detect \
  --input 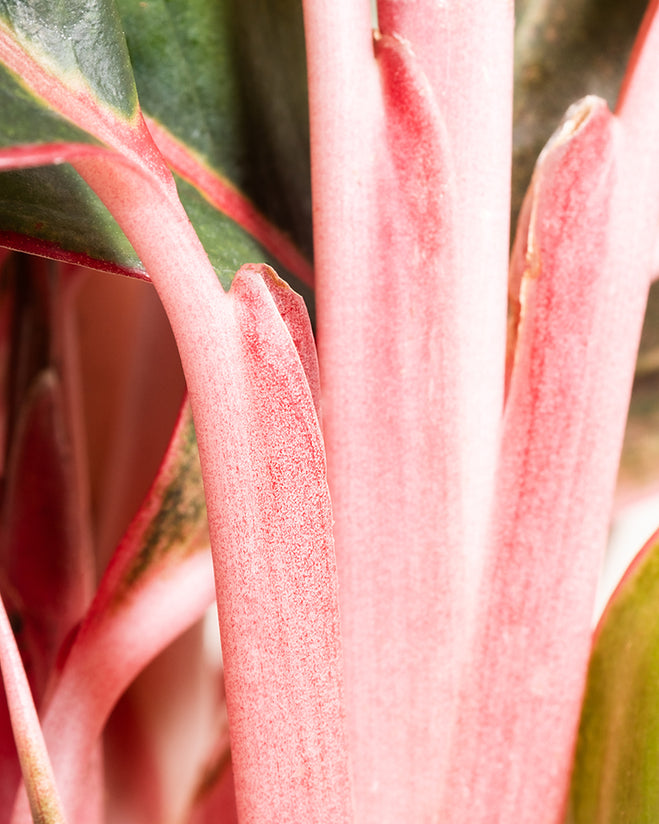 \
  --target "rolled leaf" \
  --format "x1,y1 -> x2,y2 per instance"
444,34 -> 659,811
183,264 -> 352,823
302,0 -> 512,819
